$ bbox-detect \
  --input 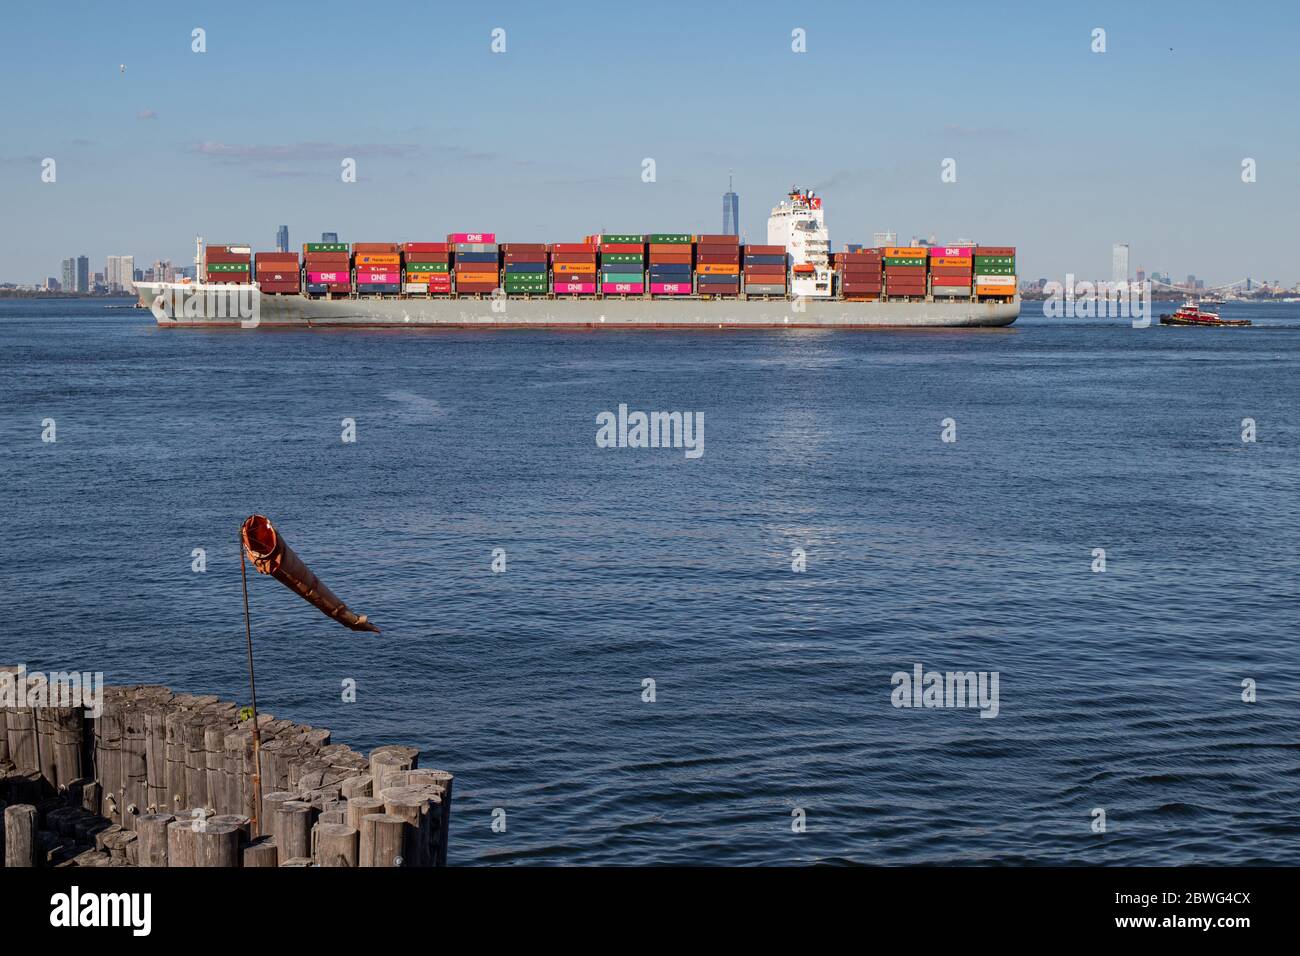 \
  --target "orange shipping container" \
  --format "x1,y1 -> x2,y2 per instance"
884,247 -> 927,258
697,263 -> 739,275
554,262 -> 596,273
355,253 -> 400,266
976,283 -> 1016,294
931,256 -> 972,268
